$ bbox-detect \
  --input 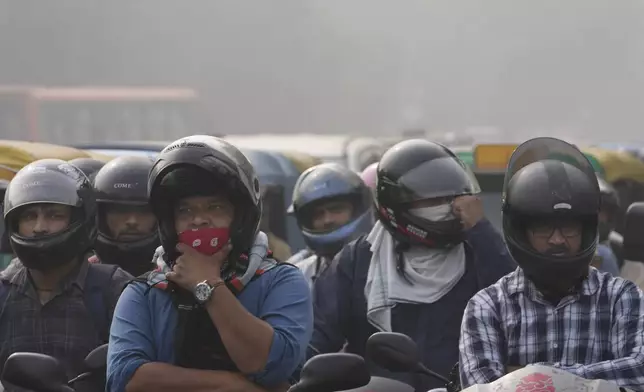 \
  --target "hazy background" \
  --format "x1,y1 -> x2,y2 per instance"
1,0 -> 643,142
